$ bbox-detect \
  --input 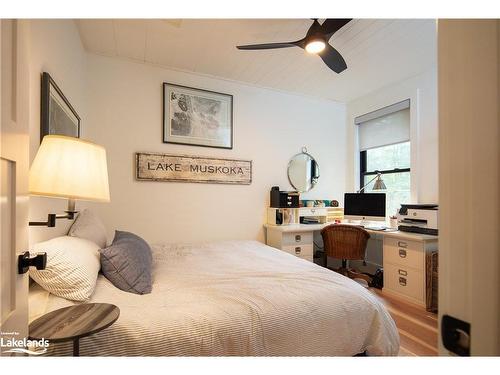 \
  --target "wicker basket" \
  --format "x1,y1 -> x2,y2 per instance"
426,251 -> 438,312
